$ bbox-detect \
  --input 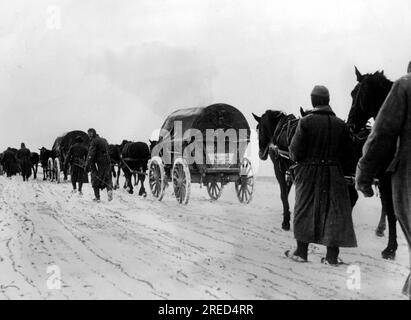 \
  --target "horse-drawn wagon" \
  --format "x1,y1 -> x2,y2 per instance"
40,130 -> 89,182
148,103 -> 254,204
